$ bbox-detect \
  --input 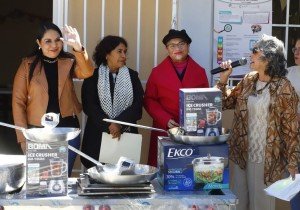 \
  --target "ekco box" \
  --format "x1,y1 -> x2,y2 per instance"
179,88 -> 222,136
157,138 -> 229,191
26,141 -> 68,197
